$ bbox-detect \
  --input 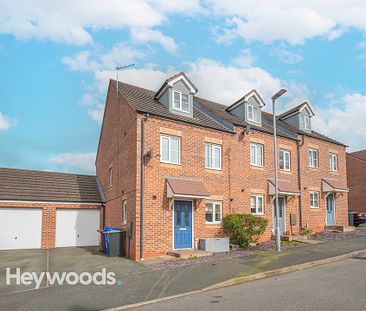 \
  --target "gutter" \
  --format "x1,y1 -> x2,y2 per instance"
140,114 -> 149,260
297,135 -> 304,230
